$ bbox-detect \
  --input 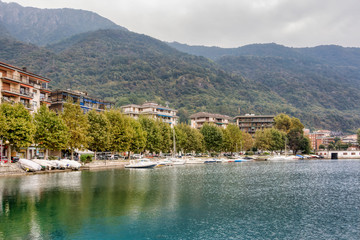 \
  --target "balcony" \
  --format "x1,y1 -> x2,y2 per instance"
40,96 -> 51,103
1,96 -> 15,104
40,86 -> 51,92
2,87 -> 32,98
21,102 -> 34,111
1,75 -> 37,87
